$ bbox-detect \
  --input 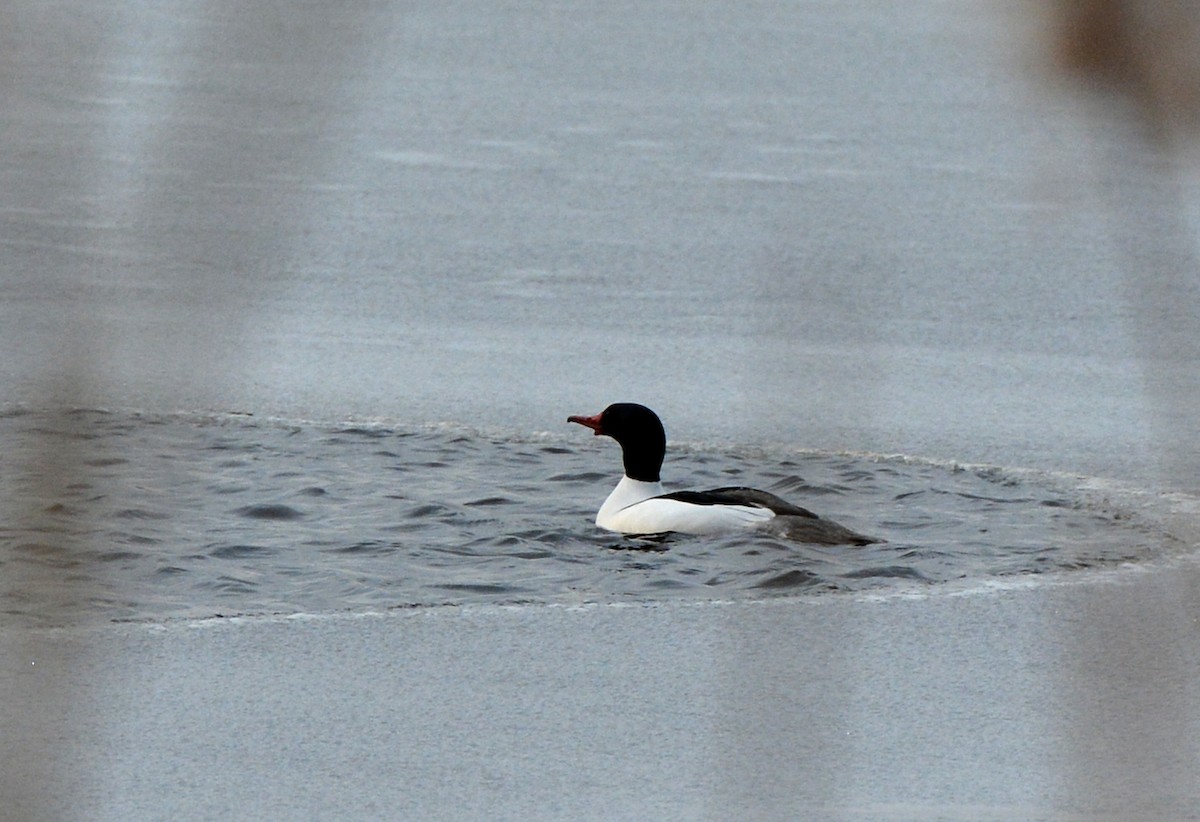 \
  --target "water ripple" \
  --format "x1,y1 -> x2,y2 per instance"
0,409 -> 1189,626
234,504 -> 306,521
